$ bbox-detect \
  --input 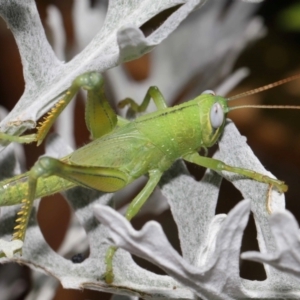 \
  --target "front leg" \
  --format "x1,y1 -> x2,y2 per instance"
183,152 -> 287,193
37,72 -> 119,143
0,72 -> 120,146
183,152 -> 287,214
